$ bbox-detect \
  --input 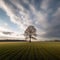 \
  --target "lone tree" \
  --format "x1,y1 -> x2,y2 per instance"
24,25 -> 37,42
